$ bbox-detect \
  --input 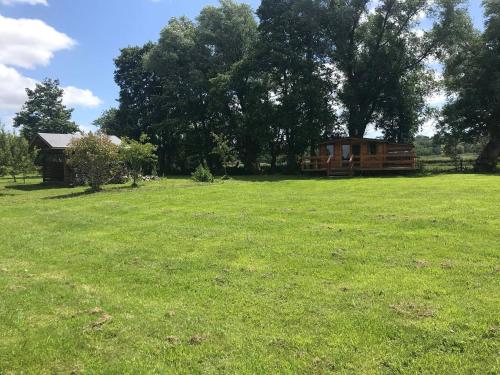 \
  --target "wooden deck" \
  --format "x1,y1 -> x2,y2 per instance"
301,139 -> 417,175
